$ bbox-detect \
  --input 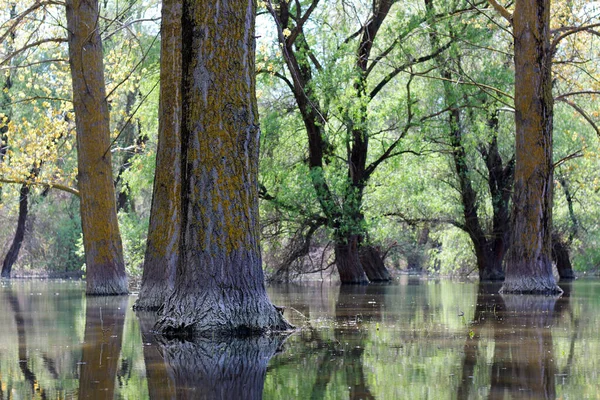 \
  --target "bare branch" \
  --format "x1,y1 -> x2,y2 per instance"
557,98 -> 600,139
486,0 -> 513,23
0,178 -> 79,197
